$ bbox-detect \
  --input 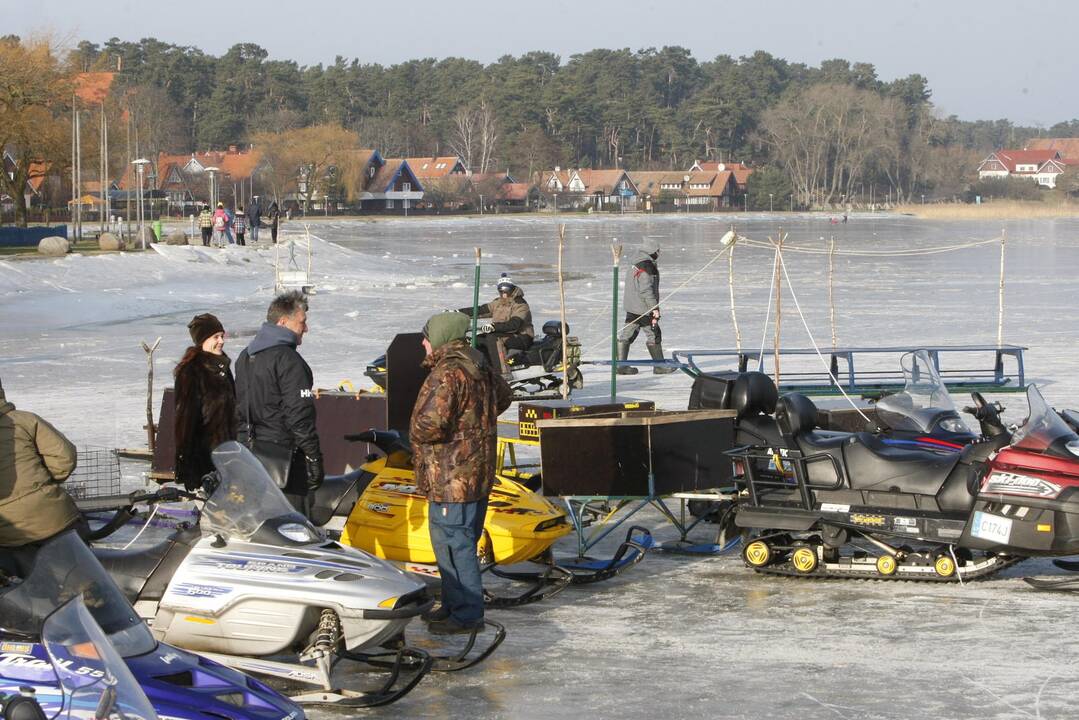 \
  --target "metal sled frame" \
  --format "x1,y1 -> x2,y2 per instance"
670,344 -> 1028,396
195,642 -> 432,708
